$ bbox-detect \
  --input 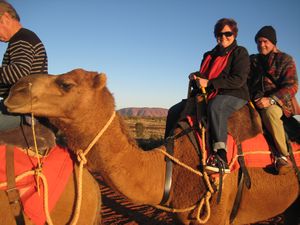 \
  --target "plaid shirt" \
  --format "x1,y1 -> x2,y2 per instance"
249,51 -> 298,117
